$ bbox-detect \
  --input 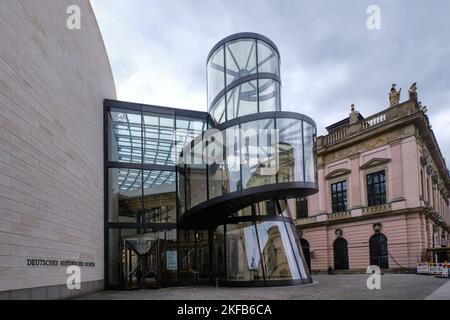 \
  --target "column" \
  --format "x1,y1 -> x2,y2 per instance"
317,164 -> 327,214
390,140 -> 404,201
349,153 -> 361,208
